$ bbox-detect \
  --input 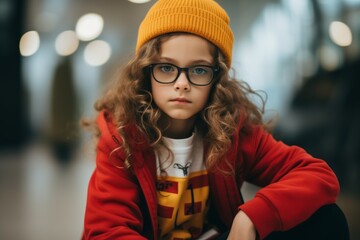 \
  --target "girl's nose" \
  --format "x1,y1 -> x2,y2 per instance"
174,72 -> 190,91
